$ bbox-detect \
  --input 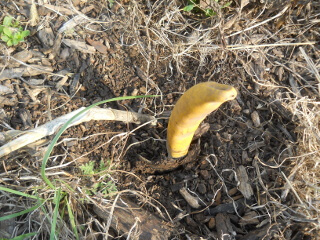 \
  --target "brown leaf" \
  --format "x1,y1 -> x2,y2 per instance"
62,39 -> 96,54
86,38 -> 109,54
